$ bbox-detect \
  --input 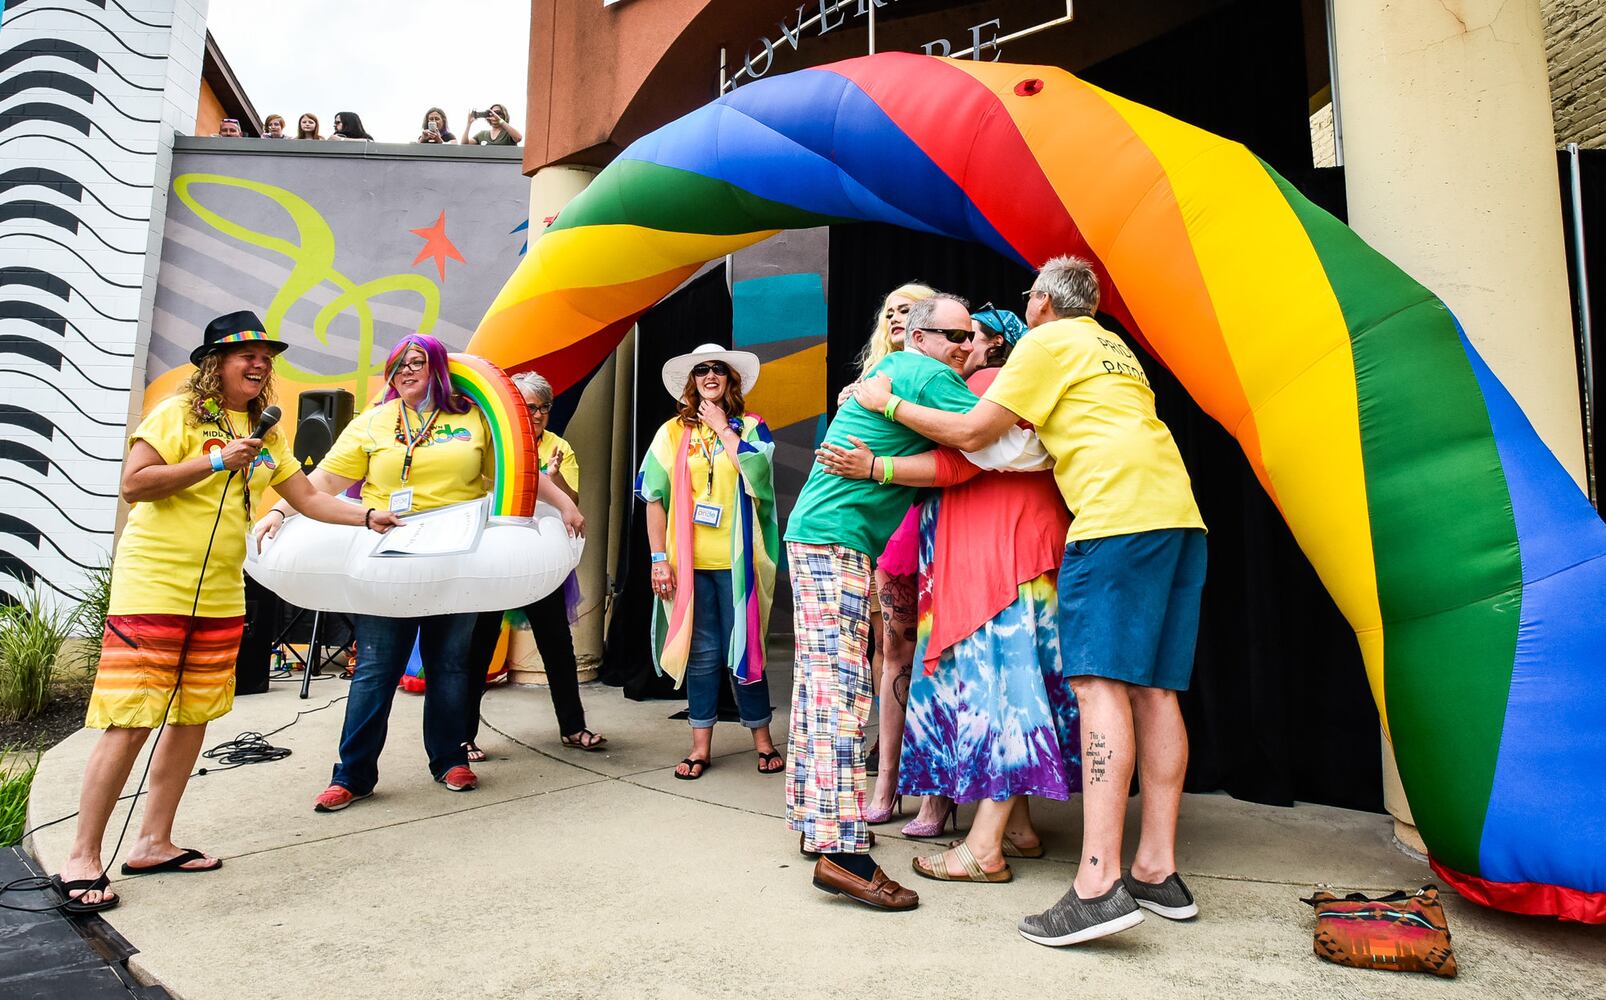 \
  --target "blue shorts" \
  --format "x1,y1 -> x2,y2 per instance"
1056,528 -> 1207,691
